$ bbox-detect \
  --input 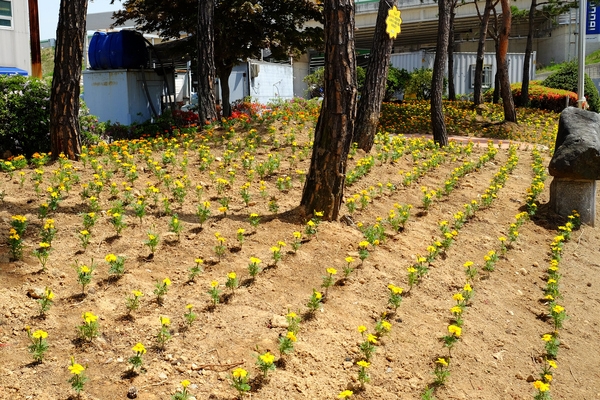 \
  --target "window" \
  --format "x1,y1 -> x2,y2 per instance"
470,64 -> 492,89
0,0 -> 12,28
